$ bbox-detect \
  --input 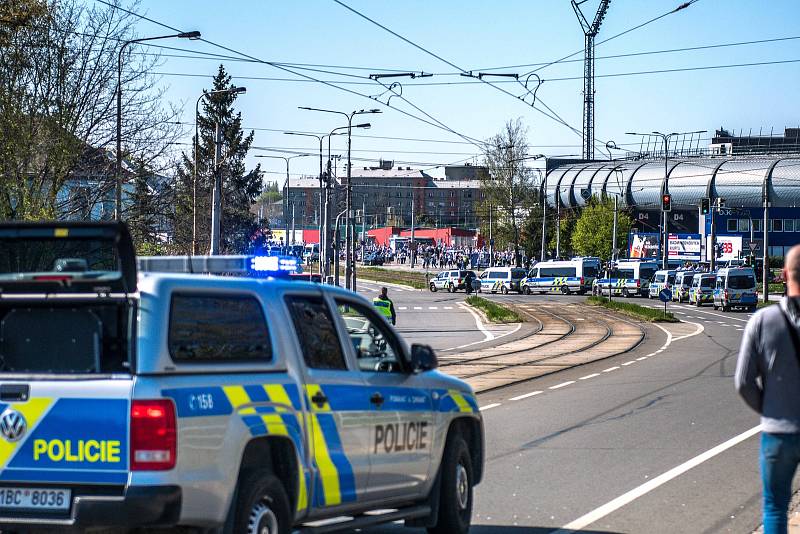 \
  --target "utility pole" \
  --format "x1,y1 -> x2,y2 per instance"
556,186 -> 561,259
709,198 -> 718,271
410,193 -> 416,268
572,0 -> 610,161
763,171 -> 771,303
611,194 -> 618,262
209,123 -> 222,255
488,204 -> 493,267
